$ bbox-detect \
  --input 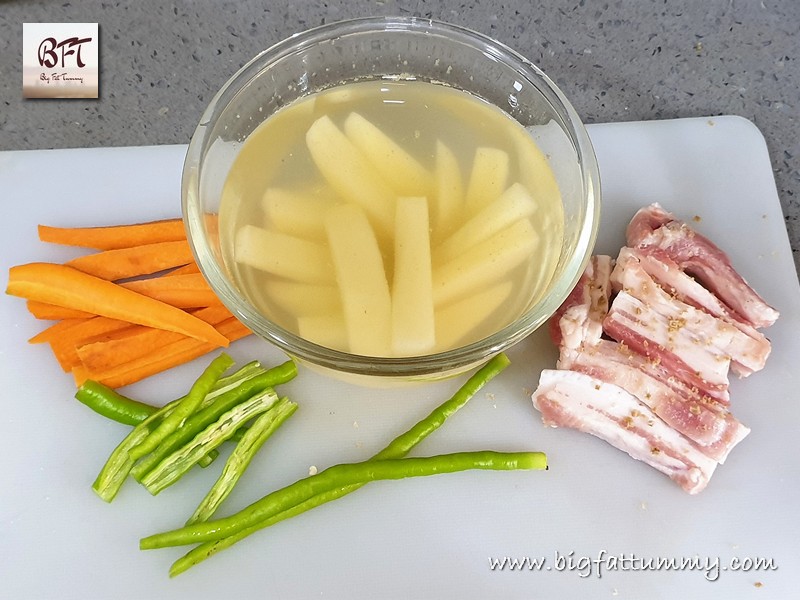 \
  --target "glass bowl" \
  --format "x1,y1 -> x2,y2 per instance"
182,16 -> 600,383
